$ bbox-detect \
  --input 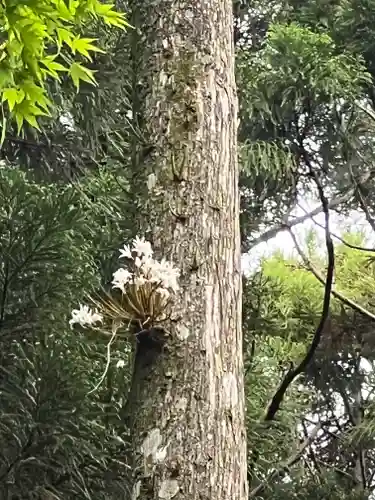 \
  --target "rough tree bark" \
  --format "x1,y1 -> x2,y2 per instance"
127,1 -> 248,499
